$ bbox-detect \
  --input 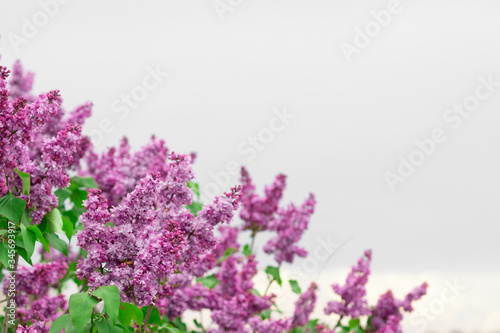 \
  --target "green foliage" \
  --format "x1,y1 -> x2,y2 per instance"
216,247 -> 237,264
49,314 -> 76,333
46,208 -> 63,233
265,266 -> 282,286
196,274 -> 219,289
44,232 -> 68,256
27,225 -> 50,252
0,193 -> 26,222
91,285 -> 121,325
70,176 -> 99,189
187,202 -> 203,216
69,293 -> 99,333
15,168 -> 30,196
20,224 -> 36,262
289,279 -> 302,294
62,215 -> 74,242
242,244 -> 251,257
117,302 -> 143,328
187,181 -> 200,197
141,306 -> 163,326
